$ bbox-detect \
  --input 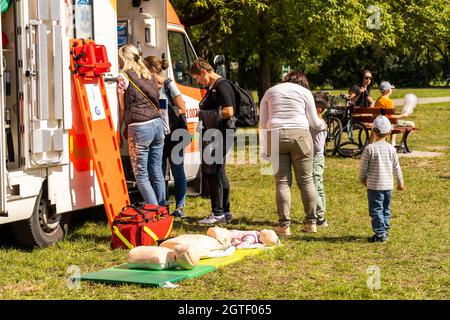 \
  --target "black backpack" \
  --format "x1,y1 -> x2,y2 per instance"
163,79 -> 187,132
214,78 -> 258,127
